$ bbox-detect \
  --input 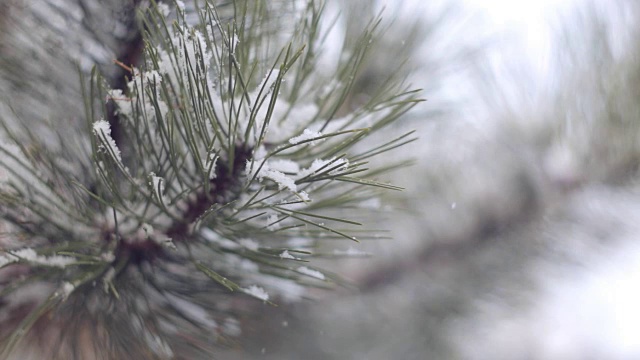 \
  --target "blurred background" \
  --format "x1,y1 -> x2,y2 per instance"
2,0 -> 640,359
232,1 -> 640,359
